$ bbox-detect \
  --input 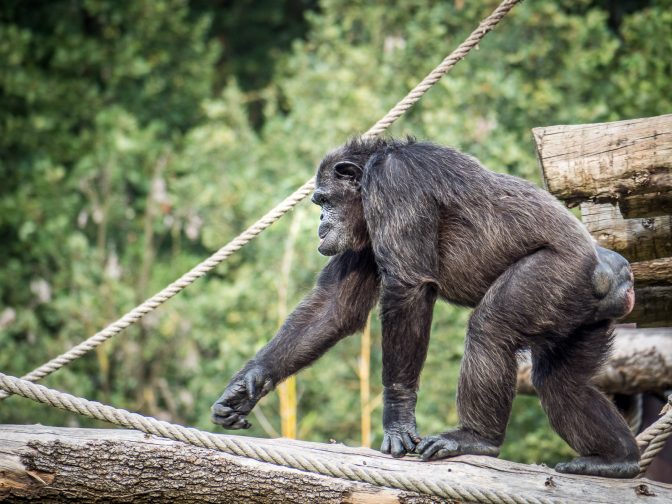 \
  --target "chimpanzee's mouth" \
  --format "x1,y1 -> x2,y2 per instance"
318,228 -> 331,245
